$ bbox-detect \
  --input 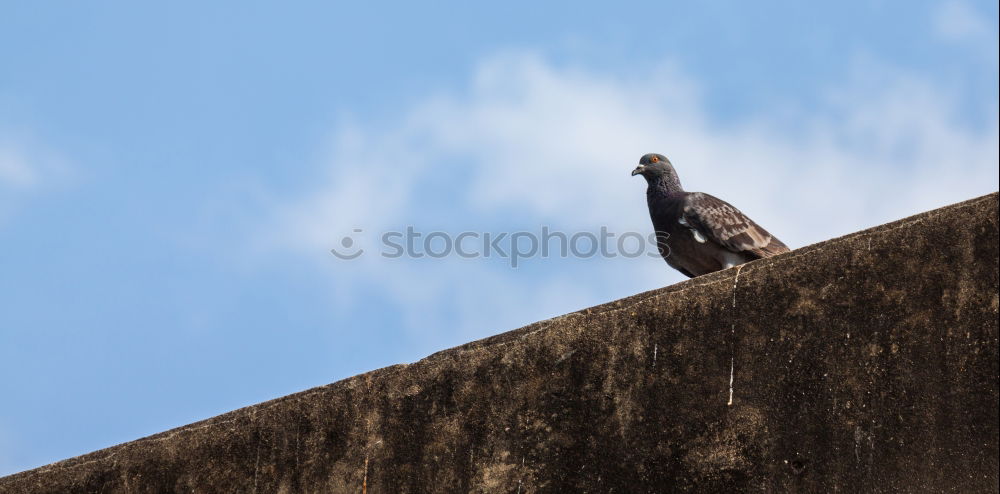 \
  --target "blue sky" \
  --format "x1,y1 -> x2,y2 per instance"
1,1 -> 997,475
